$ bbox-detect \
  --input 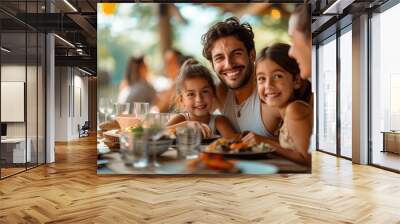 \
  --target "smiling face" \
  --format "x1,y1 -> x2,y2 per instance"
179,77 -> 214,117
210,36 -> 255,89
288,15 -> 312,80
256,58 -> 301,109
